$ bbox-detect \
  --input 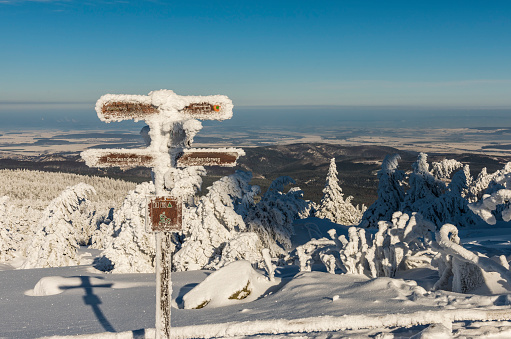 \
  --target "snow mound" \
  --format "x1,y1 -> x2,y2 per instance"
182,260 -> 279,309
25,276 -> 151,296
